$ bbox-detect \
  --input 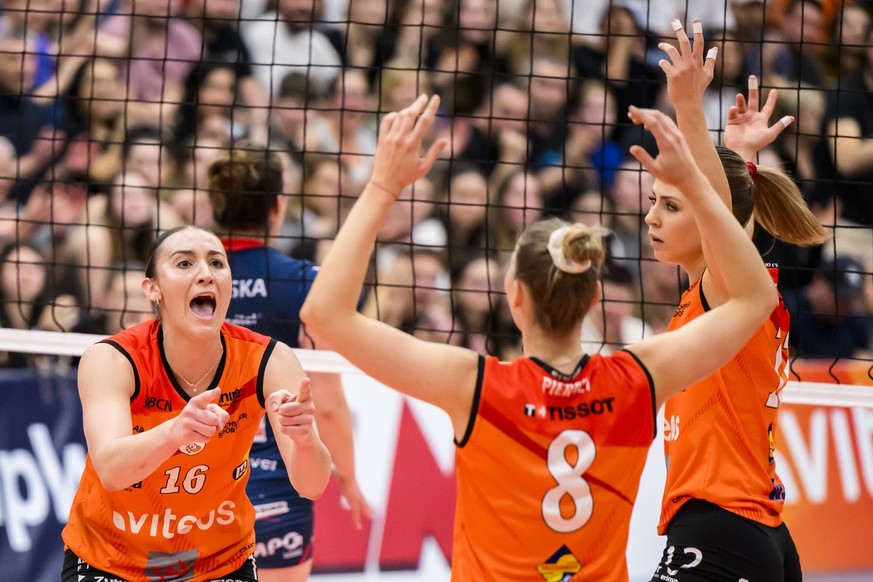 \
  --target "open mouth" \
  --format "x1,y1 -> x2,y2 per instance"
190,294 -> 217,318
